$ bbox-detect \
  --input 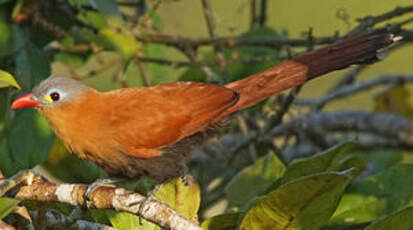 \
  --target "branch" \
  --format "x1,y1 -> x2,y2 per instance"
1,171 -> 201,230
0,170 -> 42,197
269,111 -> 413,149
0,221 -> 15,230
134,32 -> 340,49
201,0 -> 231,81
348,6 -> 413,36
294,74 -> 413,108
328,65 -> 366,93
